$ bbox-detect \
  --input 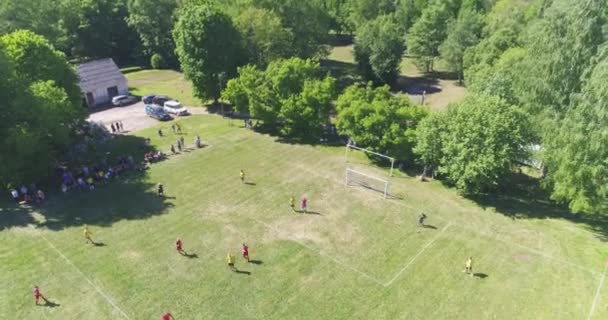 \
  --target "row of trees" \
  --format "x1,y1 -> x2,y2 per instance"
0,30 -> 85,187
